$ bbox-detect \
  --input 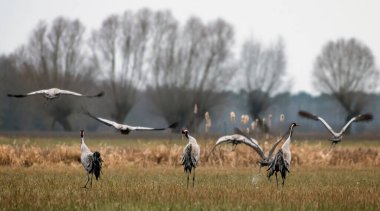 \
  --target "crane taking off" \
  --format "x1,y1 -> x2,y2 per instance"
298,110 -> 372,145
181,129 -> 200,188
80,130 -> 103,188
207,128 -> 289,168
